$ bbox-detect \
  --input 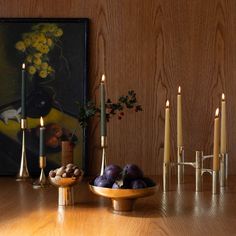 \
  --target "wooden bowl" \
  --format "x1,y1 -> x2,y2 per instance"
89,183 -> 158,212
